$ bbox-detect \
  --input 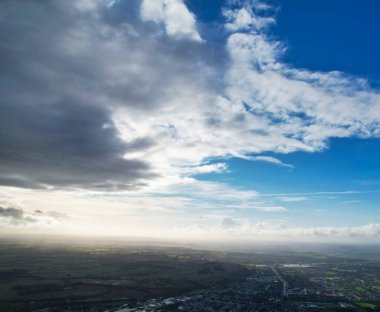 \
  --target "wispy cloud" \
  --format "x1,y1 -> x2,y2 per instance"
242,155 -> 294,168
180,219 -> 380,241
182,163 -> 228,175
279,197 -> 307,202
340,200 -> 361,204
258,191 -> 379,197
